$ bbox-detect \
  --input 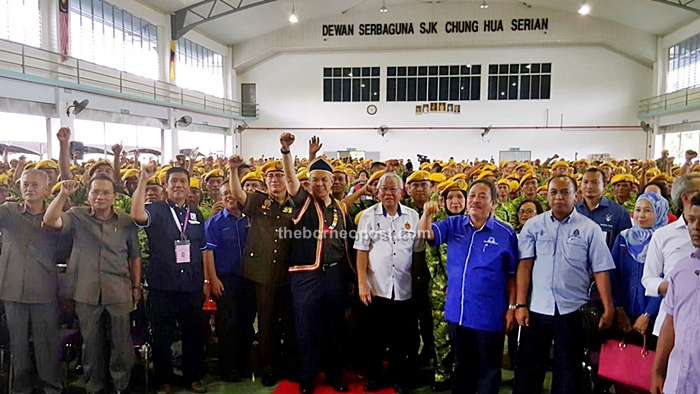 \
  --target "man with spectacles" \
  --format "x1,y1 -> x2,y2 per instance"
643,173 -> 700,337
355,172 -> 423,393
227,155 -> 297,387
44,176 -> 141,394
